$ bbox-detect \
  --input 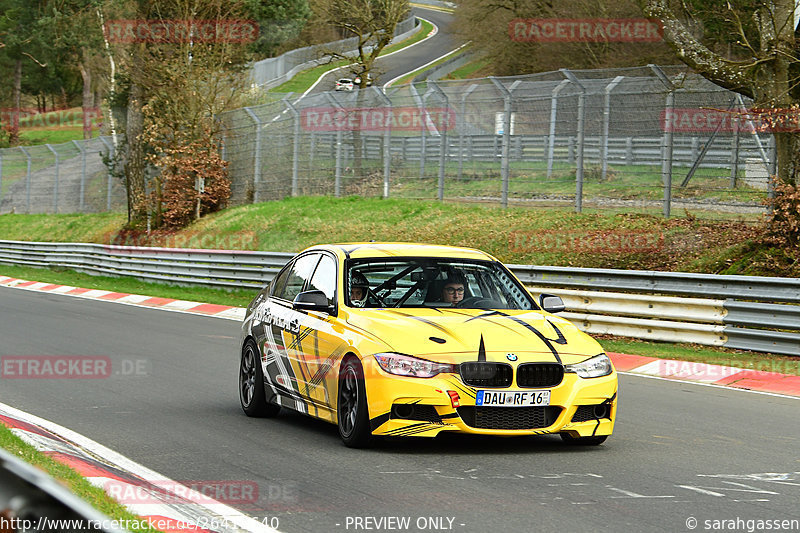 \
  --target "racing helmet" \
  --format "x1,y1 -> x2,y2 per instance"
350,270 -> 369,307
